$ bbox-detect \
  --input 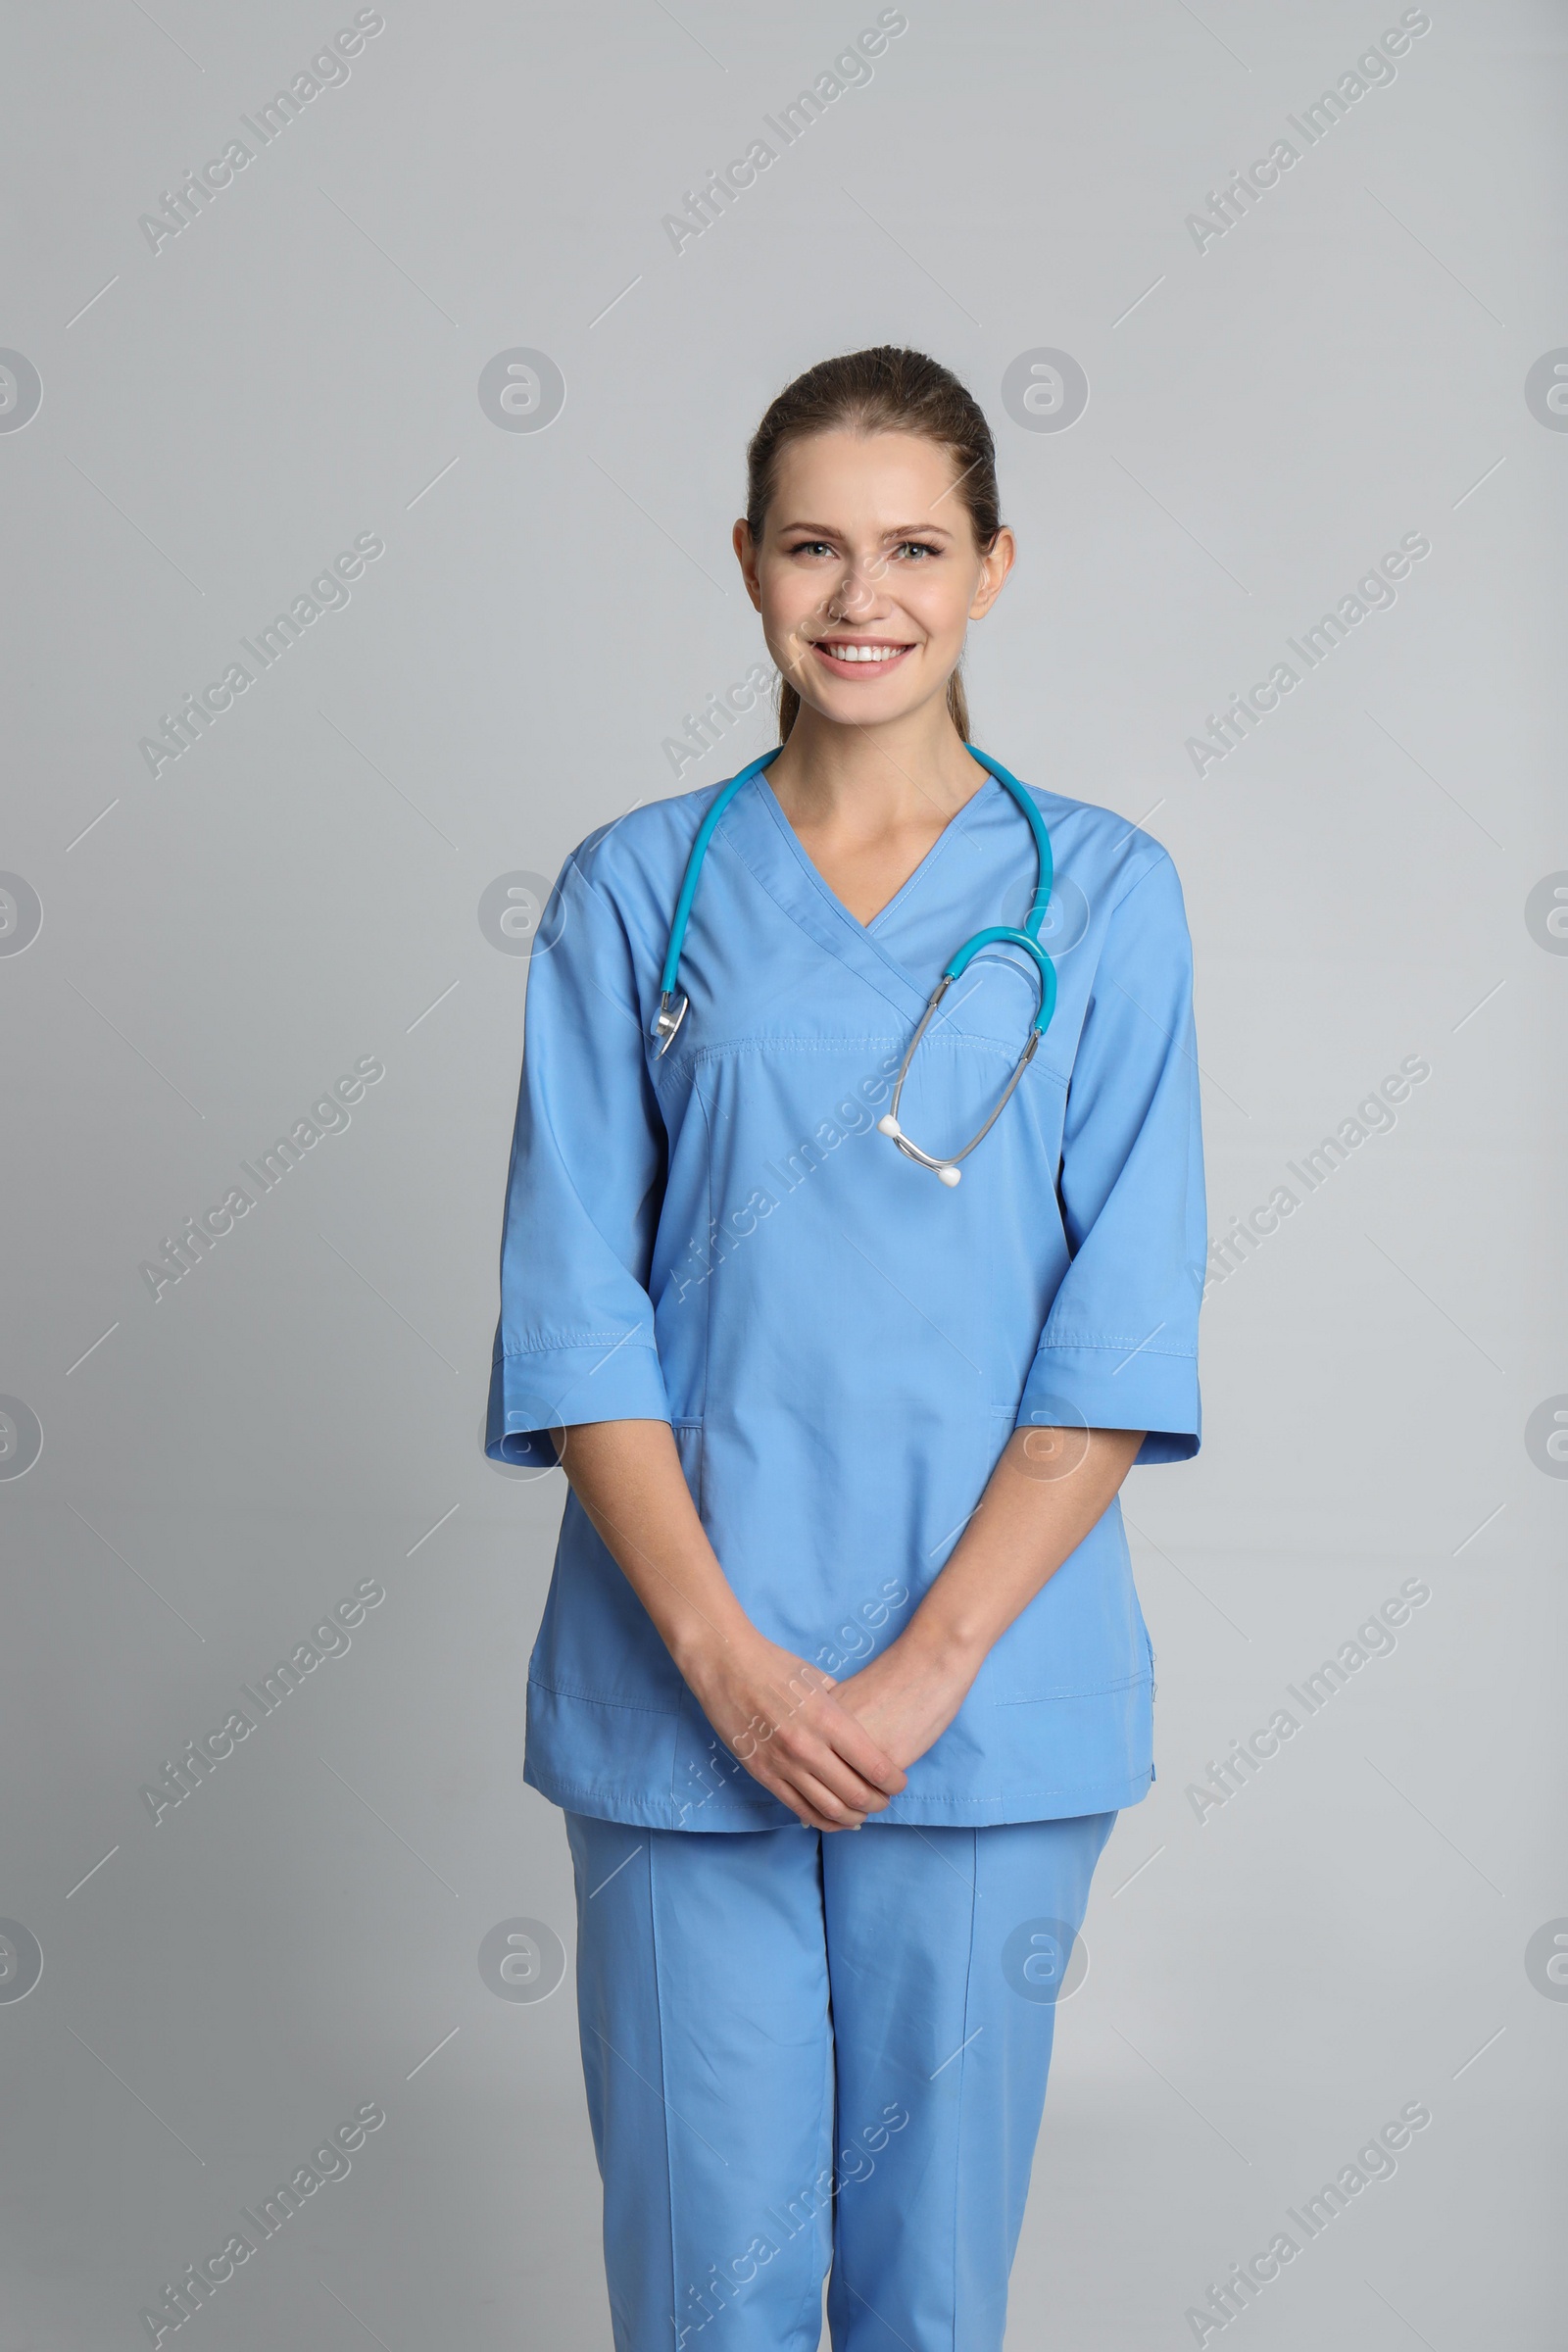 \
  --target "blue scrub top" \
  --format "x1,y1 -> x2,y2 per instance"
486,761 -> 1206,1831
